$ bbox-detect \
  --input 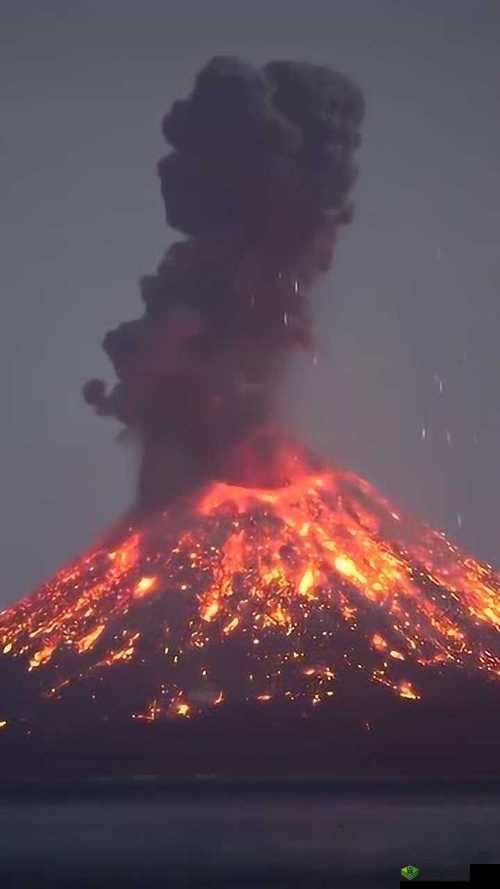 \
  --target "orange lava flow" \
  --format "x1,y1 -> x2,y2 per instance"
1,450 -> 500,722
